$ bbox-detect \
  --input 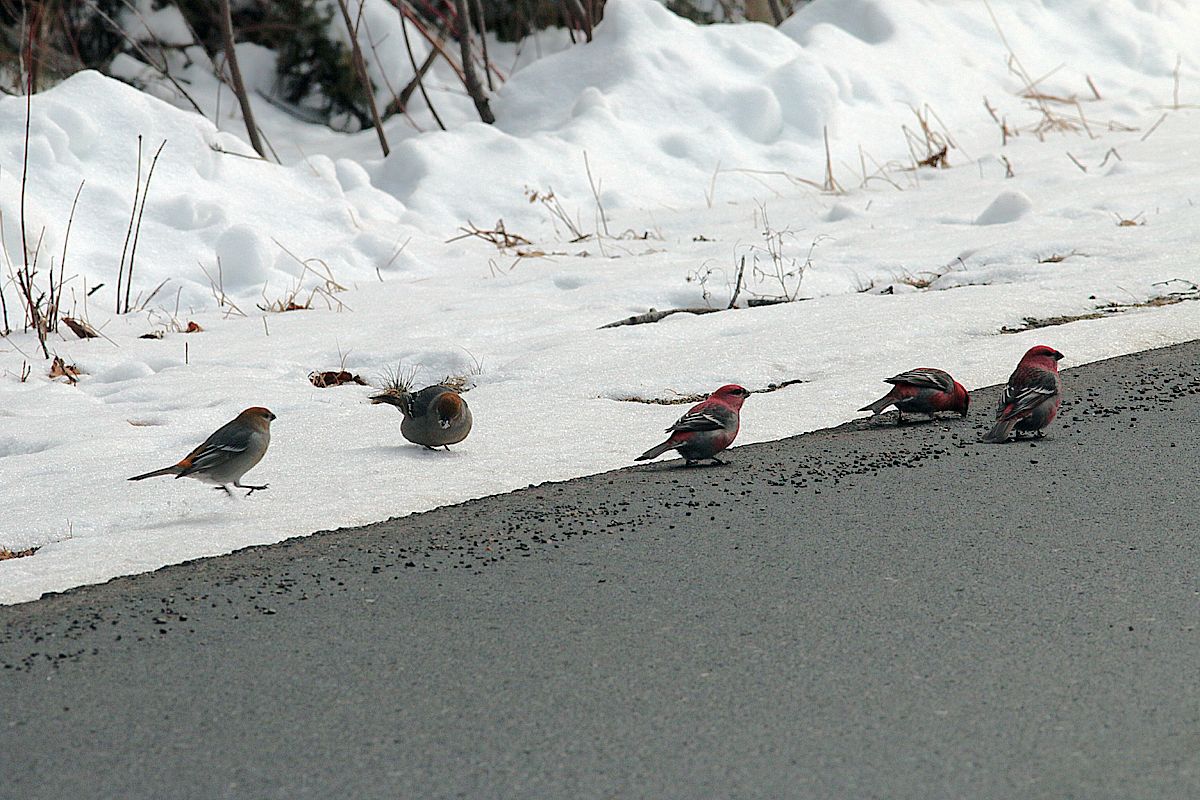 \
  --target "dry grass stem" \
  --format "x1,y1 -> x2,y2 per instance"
448,220 -> 533,249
